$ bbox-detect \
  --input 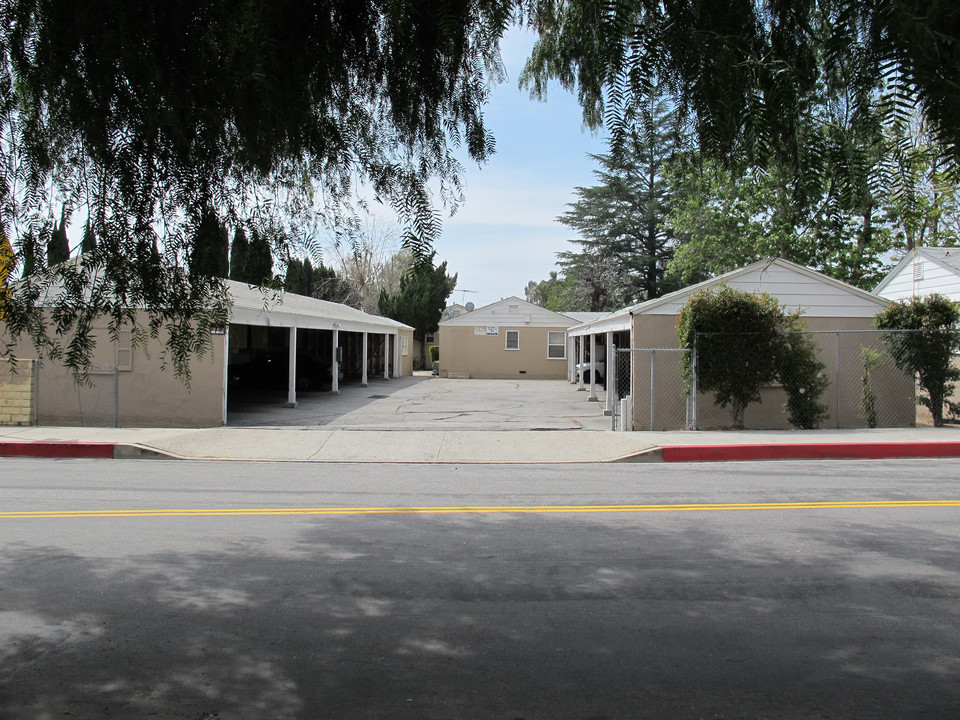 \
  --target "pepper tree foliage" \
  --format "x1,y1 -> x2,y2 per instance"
678,284 -> 829,430
378,253 -> 457,370
875,294 -> 960,427
0,0 -> 510,379
522,0 -> 960,226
